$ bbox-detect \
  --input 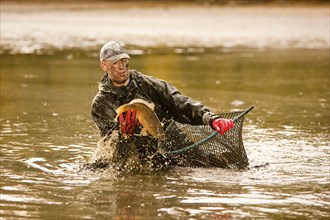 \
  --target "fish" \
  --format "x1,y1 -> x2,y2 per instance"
115,99 -> 165,141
